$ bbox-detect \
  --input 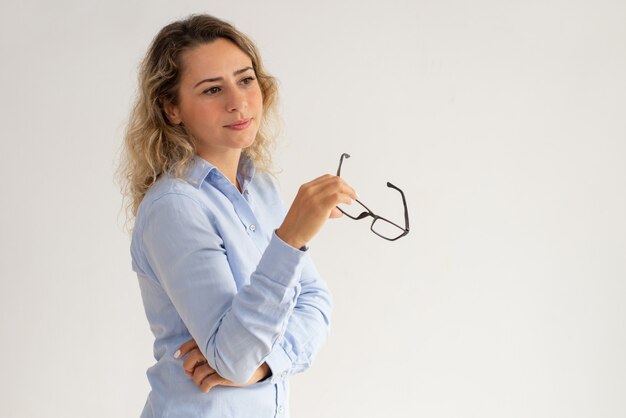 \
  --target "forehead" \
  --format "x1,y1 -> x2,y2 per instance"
180,38 -> 253,79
